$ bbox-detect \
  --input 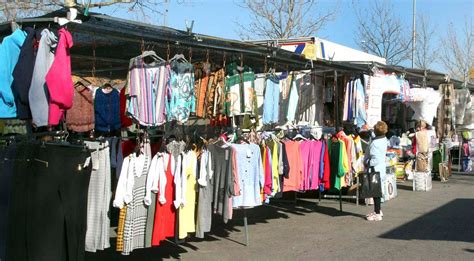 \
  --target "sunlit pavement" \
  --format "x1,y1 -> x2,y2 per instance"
86,173 -> 474,260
